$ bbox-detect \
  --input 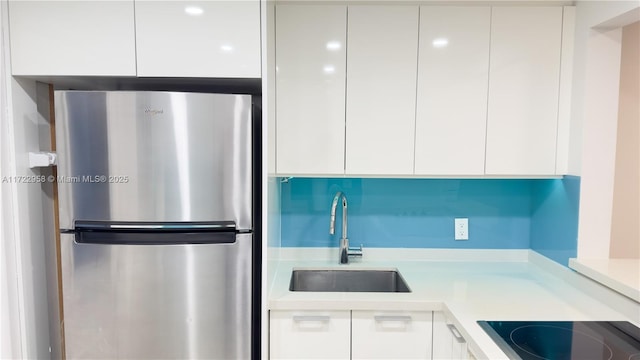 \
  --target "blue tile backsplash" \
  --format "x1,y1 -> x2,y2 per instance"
530,176 -> 581,266
279,177 -> 581,266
